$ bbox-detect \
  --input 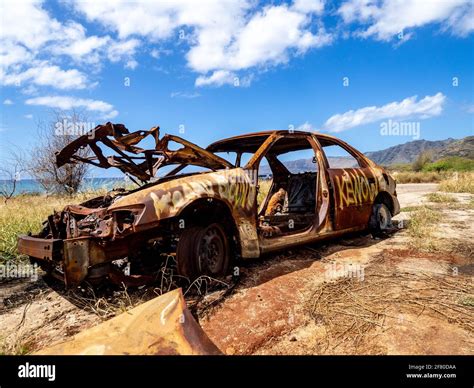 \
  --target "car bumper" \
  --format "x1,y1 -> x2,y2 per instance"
17,235 -> 108,287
